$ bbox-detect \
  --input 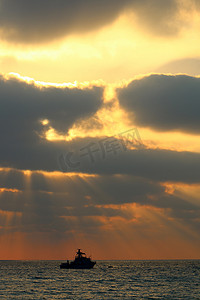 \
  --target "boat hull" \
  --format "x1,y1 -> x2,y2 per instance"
60,261 -> 96,269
